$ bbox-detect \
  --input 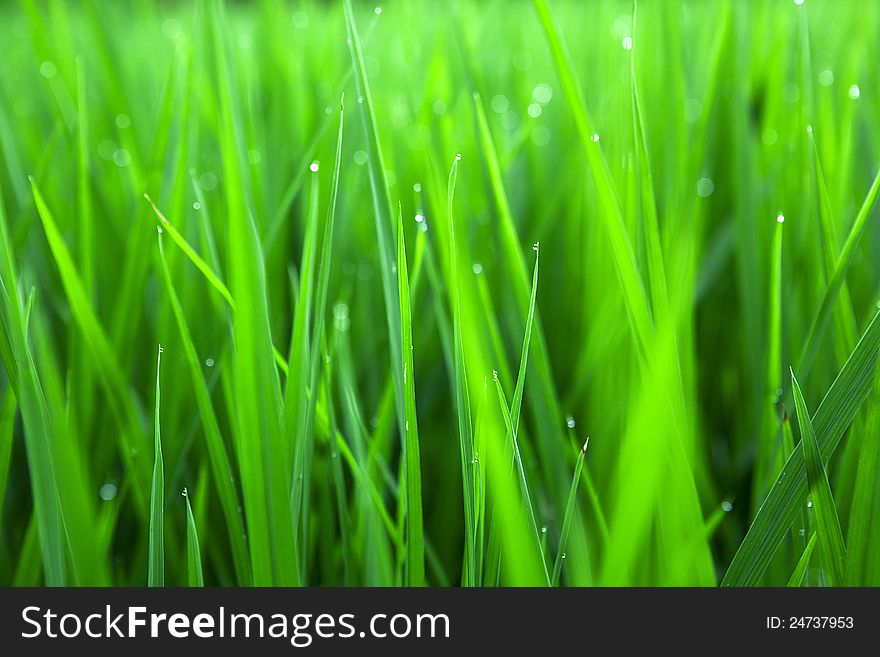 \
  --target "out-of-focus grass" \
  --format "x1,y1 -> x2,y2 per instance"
1,0 -> 879,586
